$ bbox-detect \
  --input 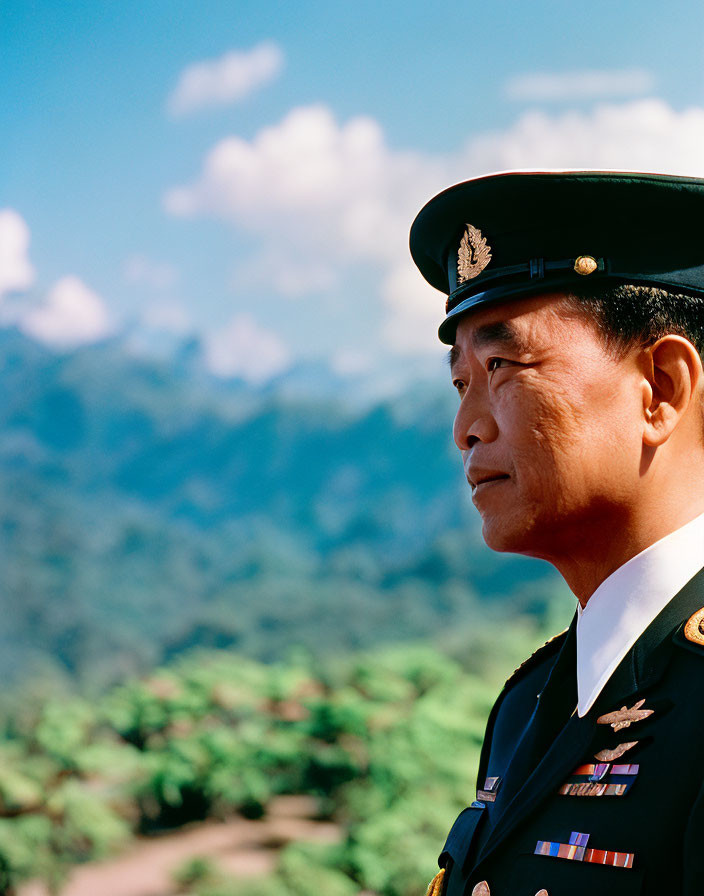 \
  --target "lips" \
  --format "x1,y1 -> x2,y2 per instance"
461,451 -> 510,490
471,472 -> 510,489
